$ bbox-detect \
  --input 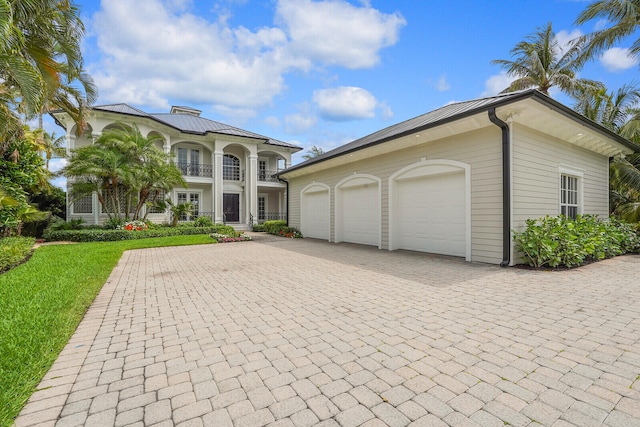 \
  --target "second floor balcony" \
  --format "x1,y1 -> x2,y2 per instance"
177,163 -> 284,183
177,162 -> 213,177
